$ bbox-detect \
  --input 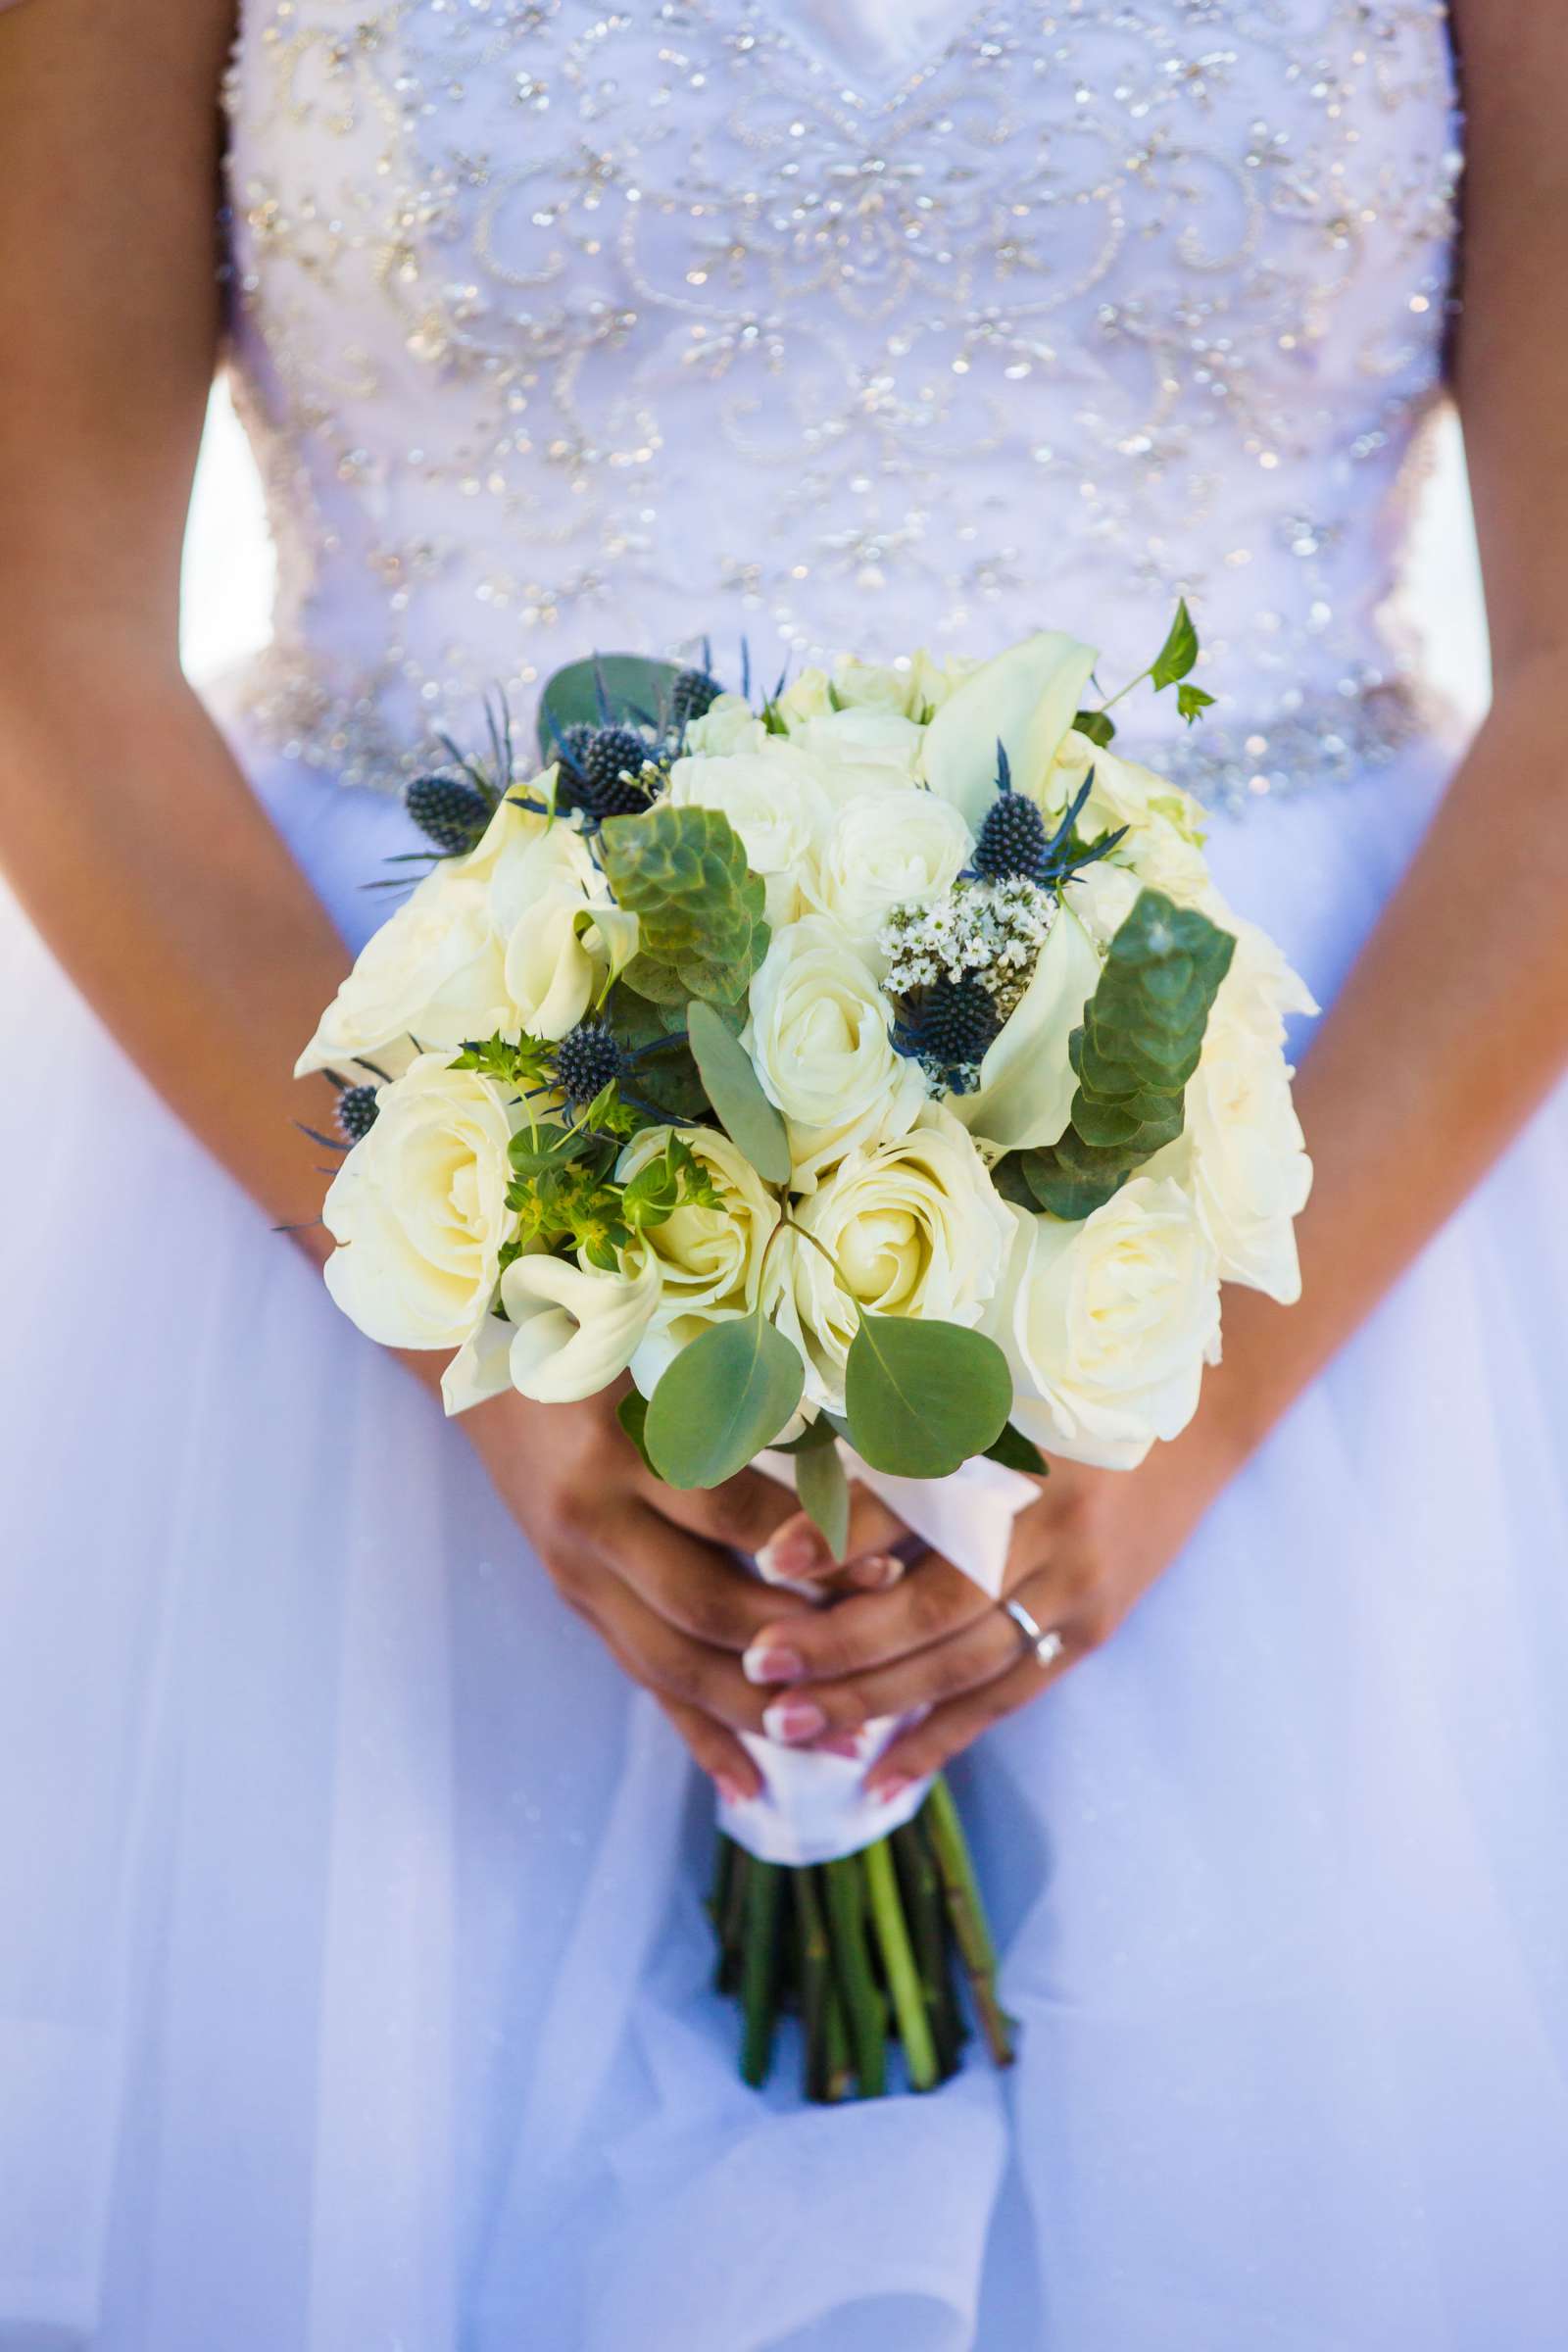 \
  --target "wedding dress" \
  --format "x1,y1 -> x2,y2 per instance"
5,3 -> 1568,2345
